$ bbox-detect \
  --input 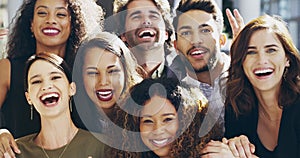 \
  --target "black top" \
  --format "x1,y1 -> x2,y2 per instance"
225,95 -> 300,158
1,57 -> 41,138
